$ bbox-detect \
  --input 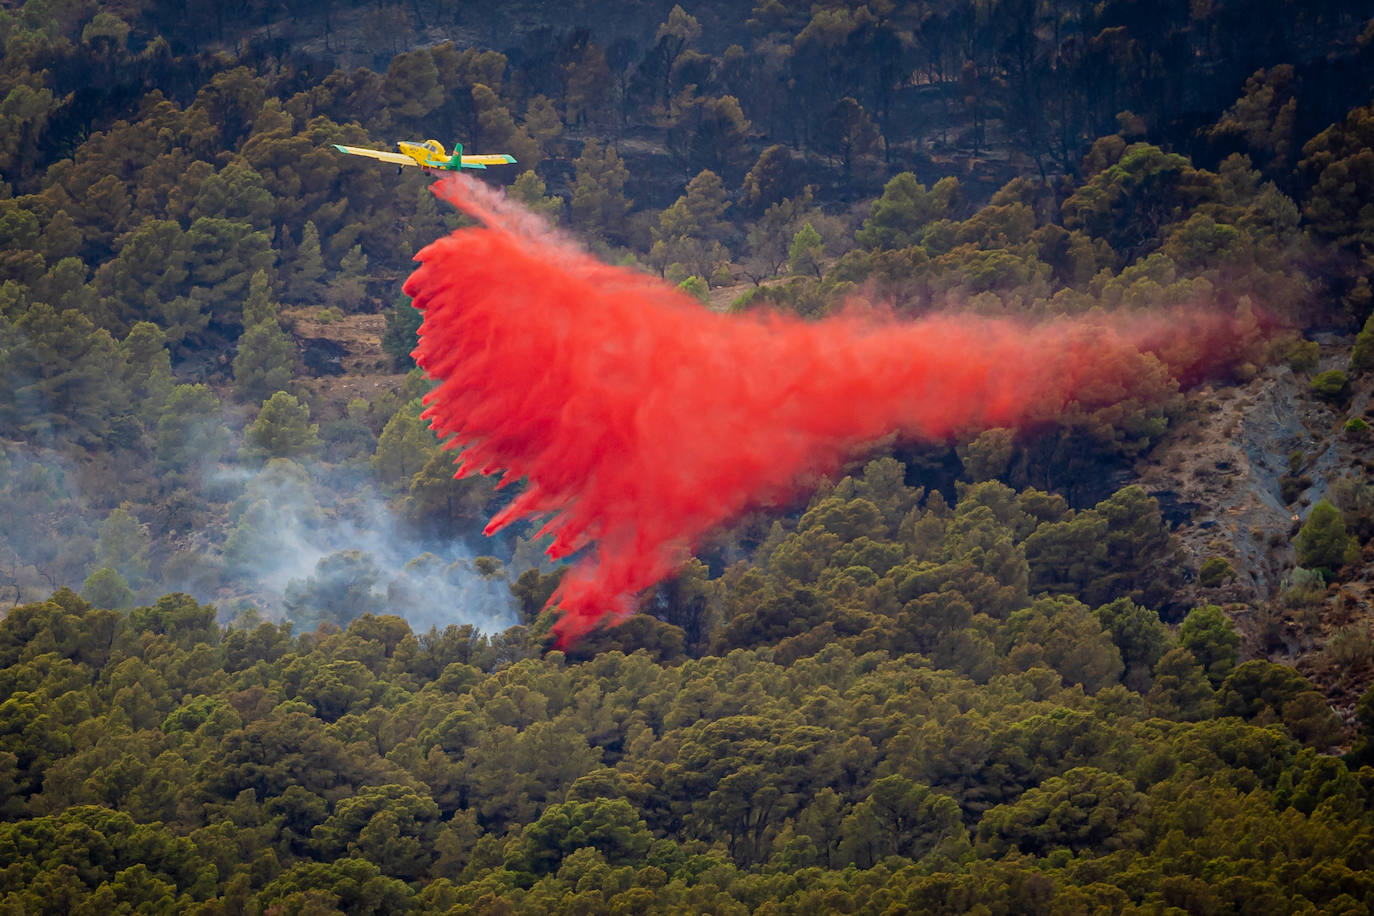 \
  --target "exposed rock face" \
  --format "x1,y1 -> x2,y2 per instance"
1138,348 -> 1370,606
1134,337 -> 1374,716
